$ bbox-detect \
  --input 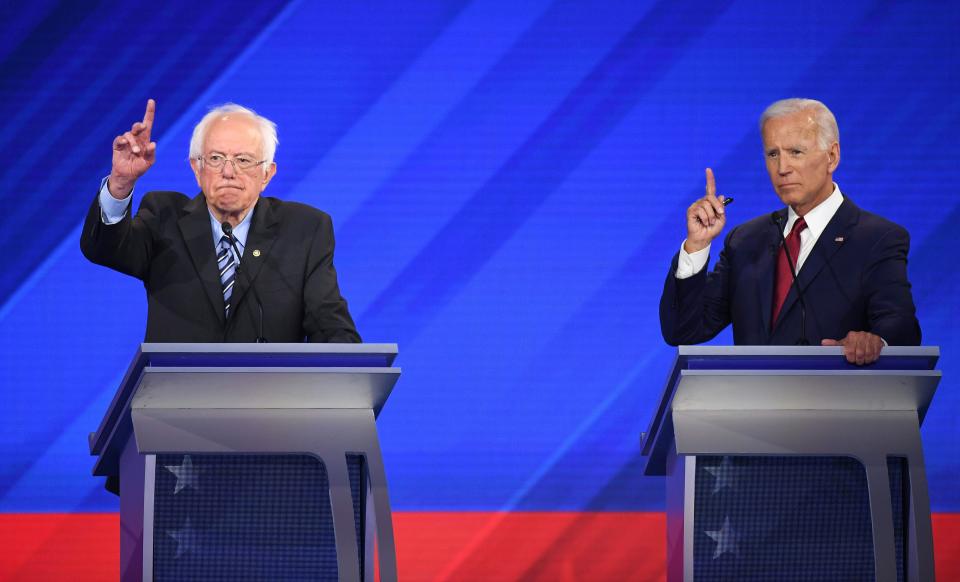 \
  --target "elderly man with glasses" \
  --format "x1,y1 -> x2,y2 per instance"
81,99 -> 361,344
